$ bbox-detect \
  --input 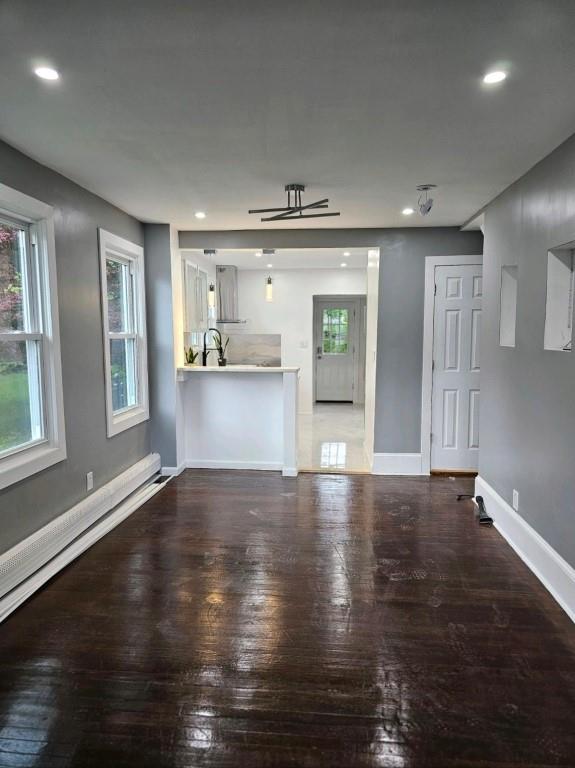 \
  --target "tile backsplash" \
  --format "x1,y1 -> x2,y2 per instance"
227,333 -> 281,366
